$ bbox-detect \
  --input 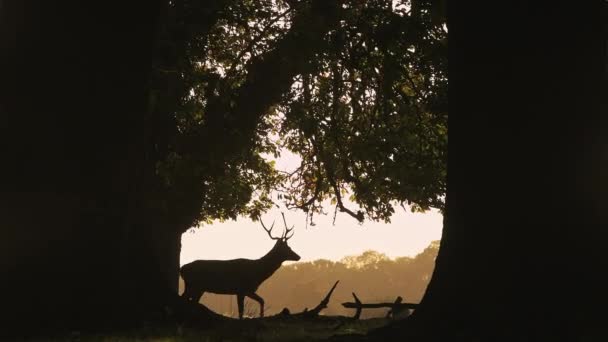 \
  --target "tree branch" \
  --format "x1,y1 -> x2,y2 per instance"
226,7 -> 295,77
325,162 -> 363,222
272,280 -> 340,319
341,293 -> 418,320
183,0 -> 341,160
